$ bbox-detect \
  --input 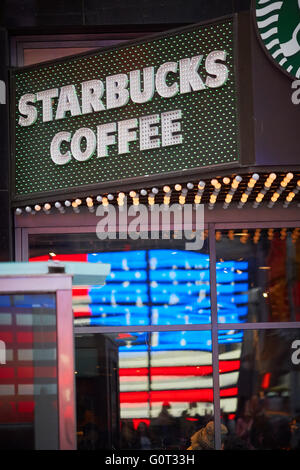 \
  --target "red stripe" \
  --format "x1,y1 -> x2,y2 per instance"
29,255 -> 49,261
30,254 -> 88,262
0,332 -> 13,343
74,311 -> 91,318
17,332 -> 33,343
120,388 -> 237,404
35,332 -> 56,342
18,367 -> 33,378
17,366 -> 56,379
72,288 -> 89,296
18,401 -> 34,414
0,367 -> 15,379
119,361 -> 240,378
132,419 -> 150,430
